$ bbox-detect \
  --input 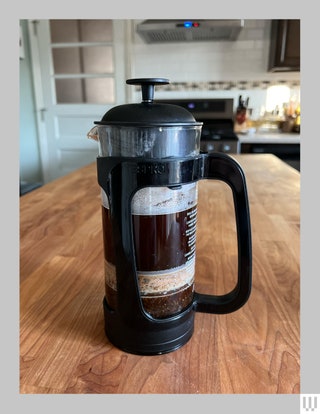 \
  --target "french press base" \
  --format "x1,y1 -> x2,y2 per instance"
103,298 -> 195,355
